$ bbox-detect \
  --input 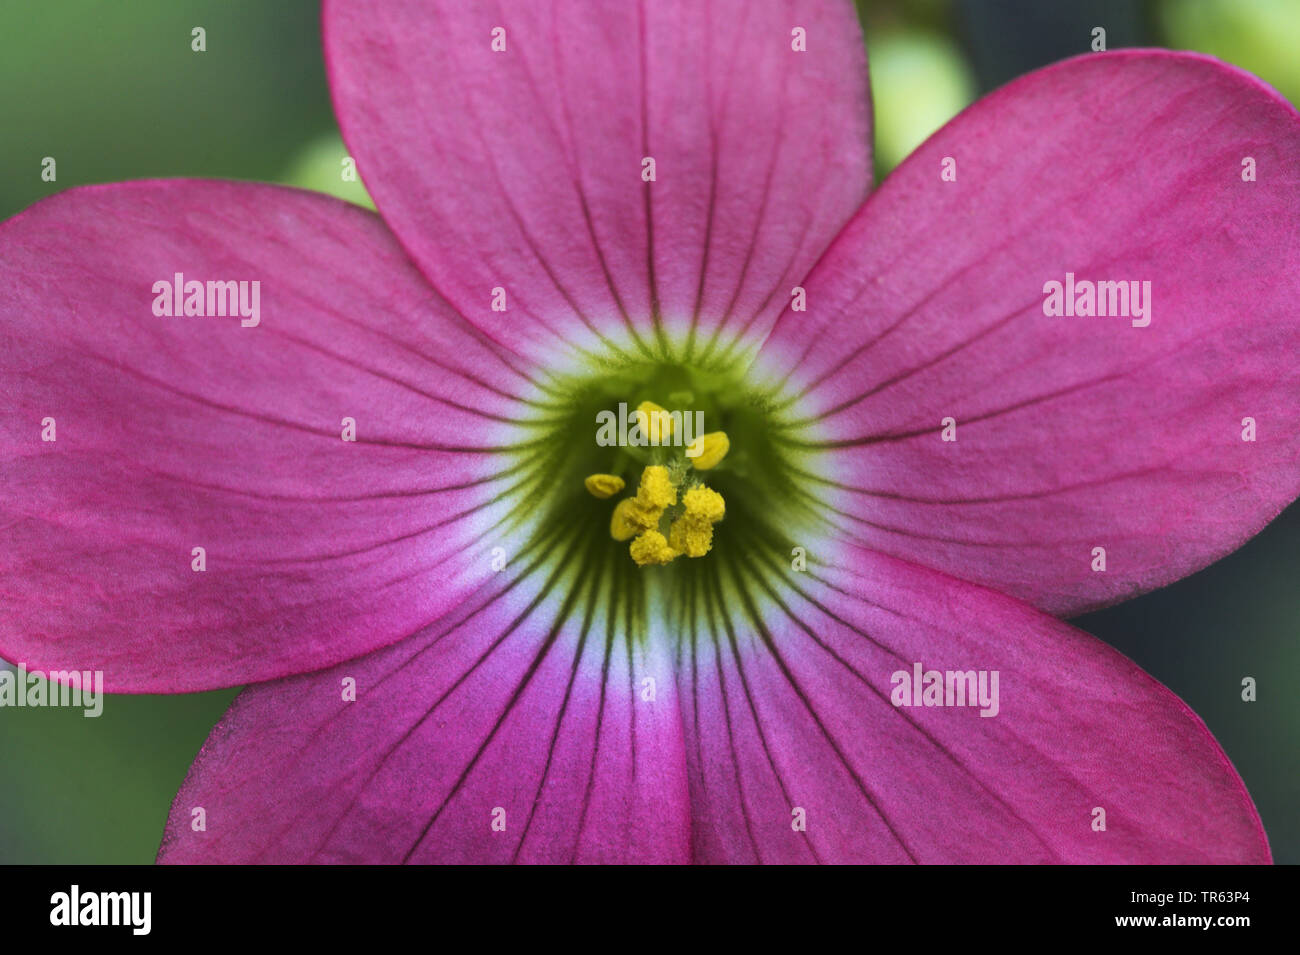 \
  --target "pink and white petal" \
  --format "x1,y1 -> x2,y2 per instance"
0,180 -> 538,692
157,547 -> 691,864
678,541 -> 1268,863
323,0 -> 872,368
755,50 -> 1300,616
